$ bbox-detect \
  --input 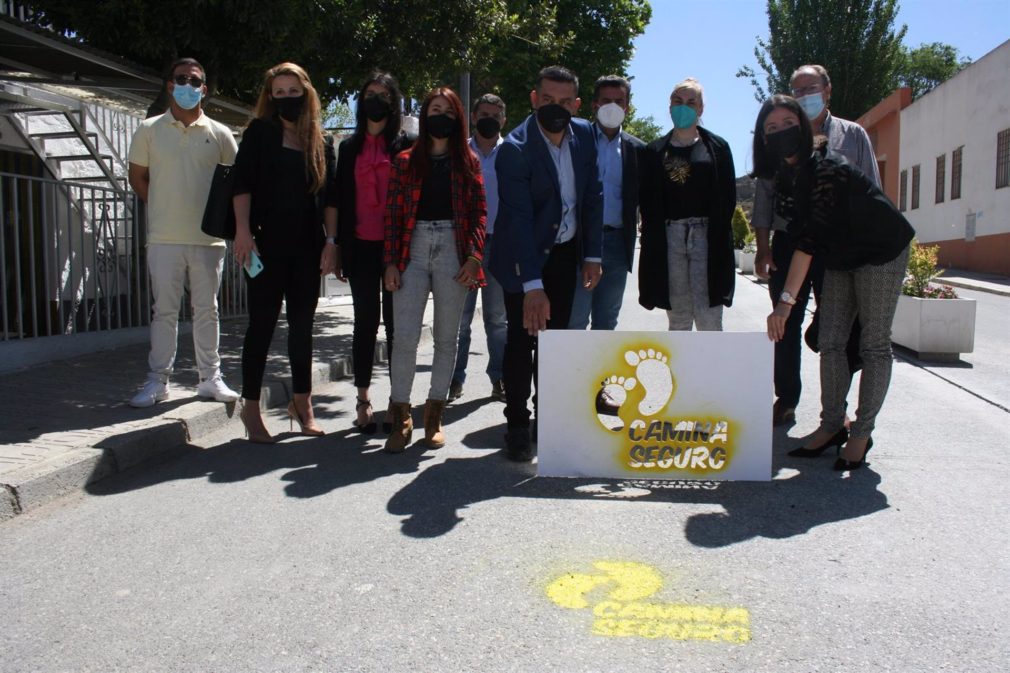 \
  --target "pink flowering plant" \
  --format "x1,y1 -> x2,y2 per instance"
902,241 -> 959,299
